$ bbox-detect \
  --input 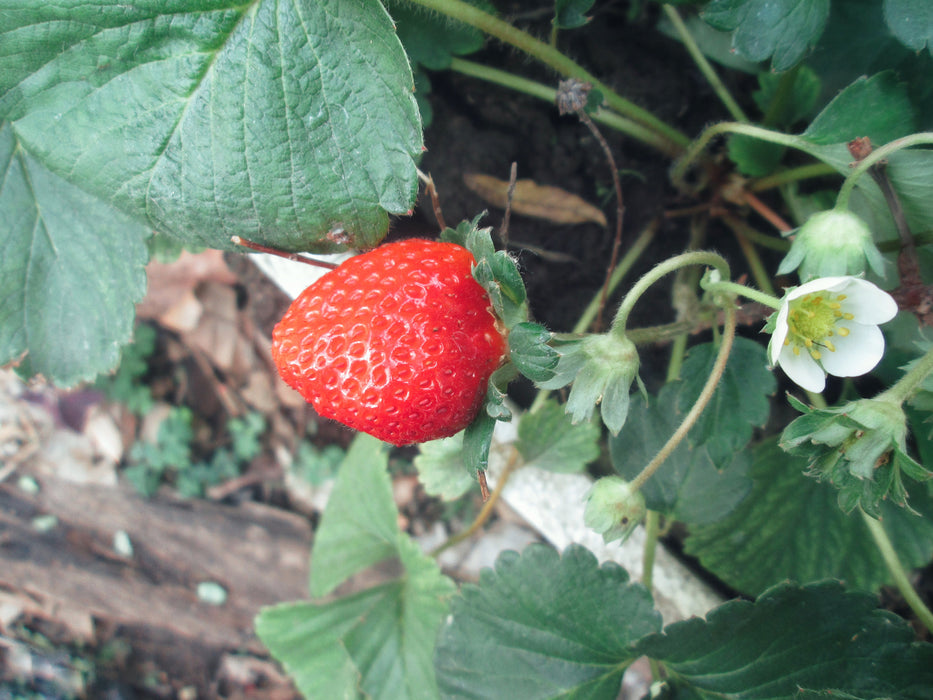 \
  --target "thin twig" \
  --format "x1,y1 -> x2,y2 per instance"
868,163 -> 920,287
499,161 -> 518,248
575,109 -> 625,331
431,449 -> 522,557
231,236 -> 338,270
742,190 -> 792,233
417,168 -> 448,231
